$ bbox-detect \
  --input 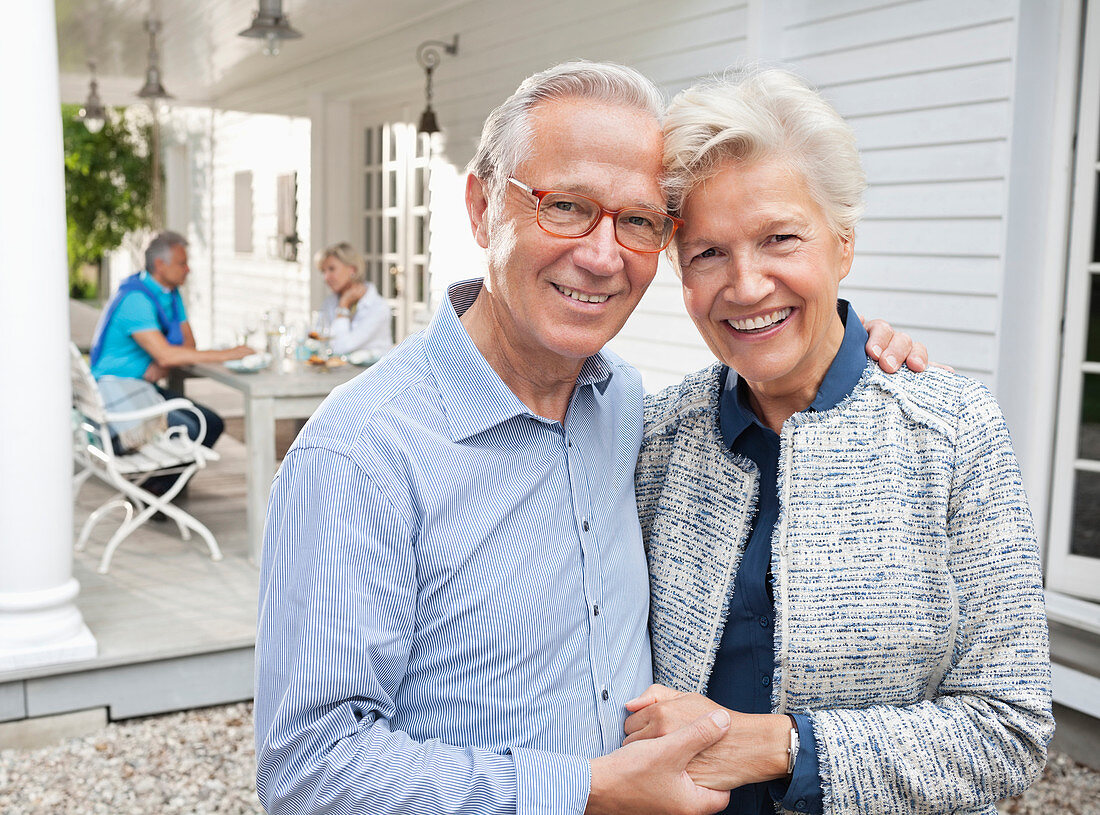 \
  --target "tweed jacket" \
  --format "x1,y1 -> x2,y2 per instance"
636,362 -> 1053,815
